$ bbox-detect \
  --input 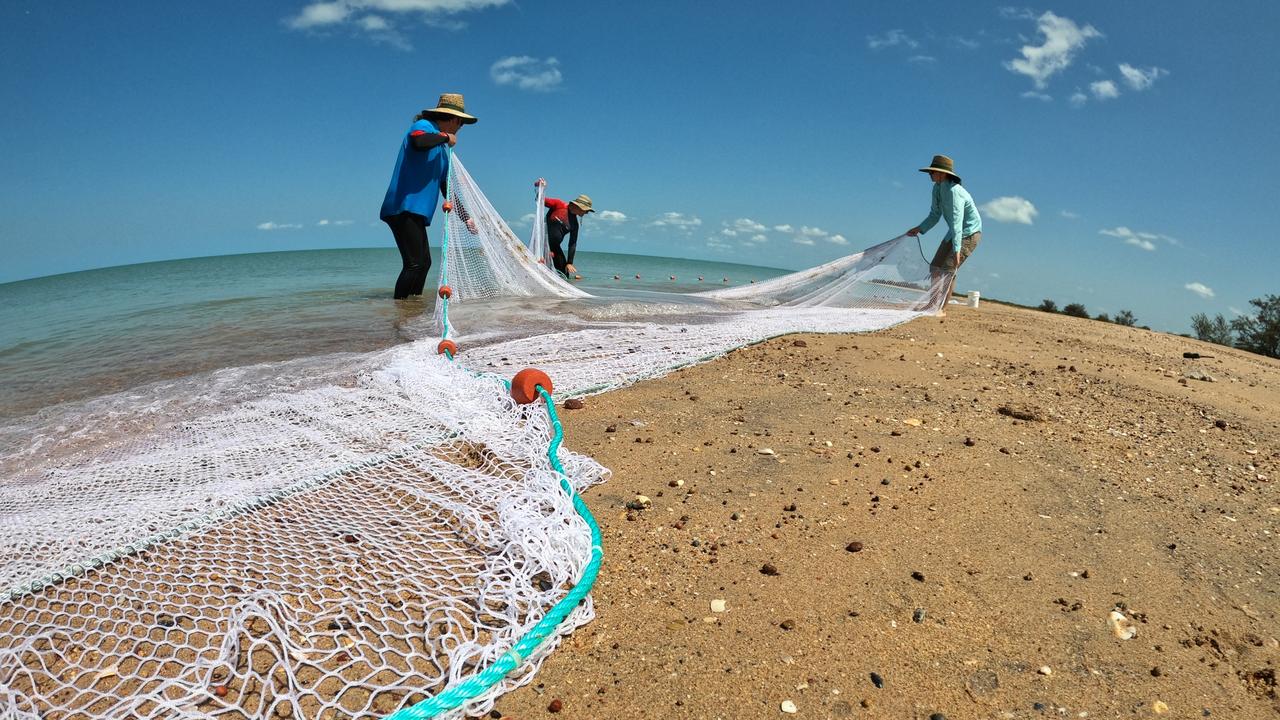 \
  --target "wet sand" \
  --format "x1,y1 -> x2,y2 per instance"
493,301 -> 1279,719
